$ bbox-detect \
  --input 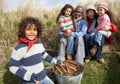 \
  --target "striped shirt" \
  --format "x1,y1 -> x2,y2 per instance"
9,40 -> 60,82
58,16 -> 74,35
